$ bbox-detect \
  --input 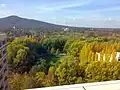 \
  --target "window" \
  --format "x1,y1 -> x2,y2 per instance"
118,57 -> 120,61
118,59 -> 120,61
